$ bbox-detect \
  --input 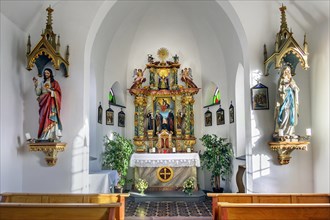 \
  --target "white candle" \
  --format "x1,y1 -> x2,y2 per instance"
25,133 -> 31,140
172,147 -> 176,153
278,129 -> 284,137
56,129 -> 62,137
152,147 -> 156,153
187,147 -> 191,153
306,128 -> 312,136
